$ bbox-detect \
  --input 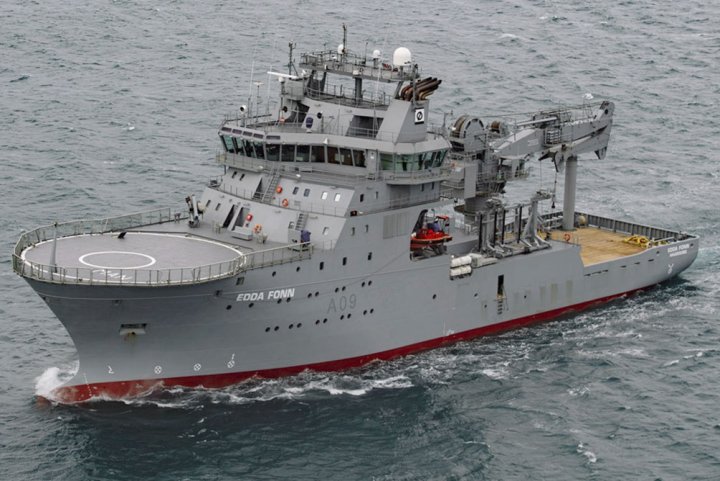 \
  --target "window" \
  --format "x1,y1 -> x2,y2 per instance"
304,188 -> 311,197
242,139 -> 255,158
252,141 -> 265,160
321,191 -> 328,200
313,145 -> 327,163
367,252 -> 372,261
342,257 -> 347,266
232,171 -> 237,179
323,227 -> 329,235
360,193 -> 364,202
339,148 -> 353,166
352,150 -> 366,167
281,144 -> 295,162
221,135 -> 235,153
327,146 -> 340,164
319,262 -> 324,270
265,144 -> 279,161
351,227 -> 356,236
334,193 -> 341,202
296,145 -> 310,162
365,224 -> 369,233
293,186 -> 299,195
375,191 -> 379,200
215,202 -> 221,211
